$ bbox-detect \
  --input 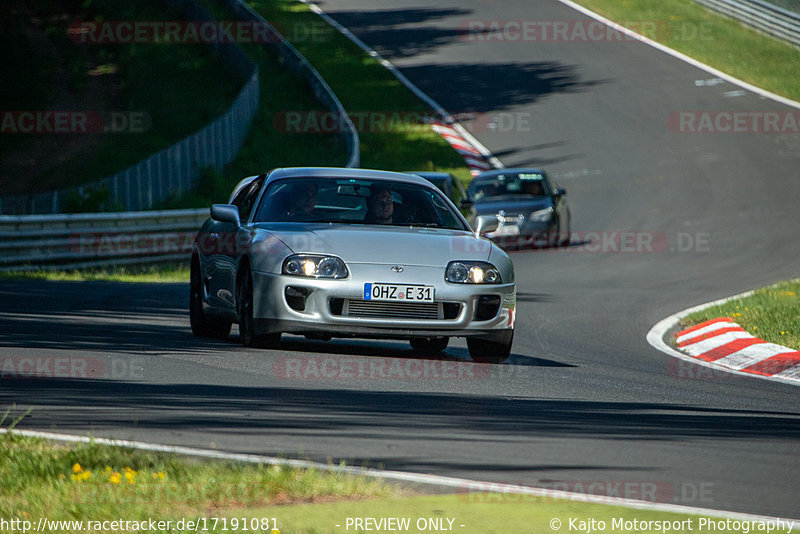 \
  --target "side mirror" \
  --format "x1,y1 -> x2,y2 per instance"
474,216 -> 498,237
460,199 -> 474,209
554,188 -> 567,197
211,204 -> 241,226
